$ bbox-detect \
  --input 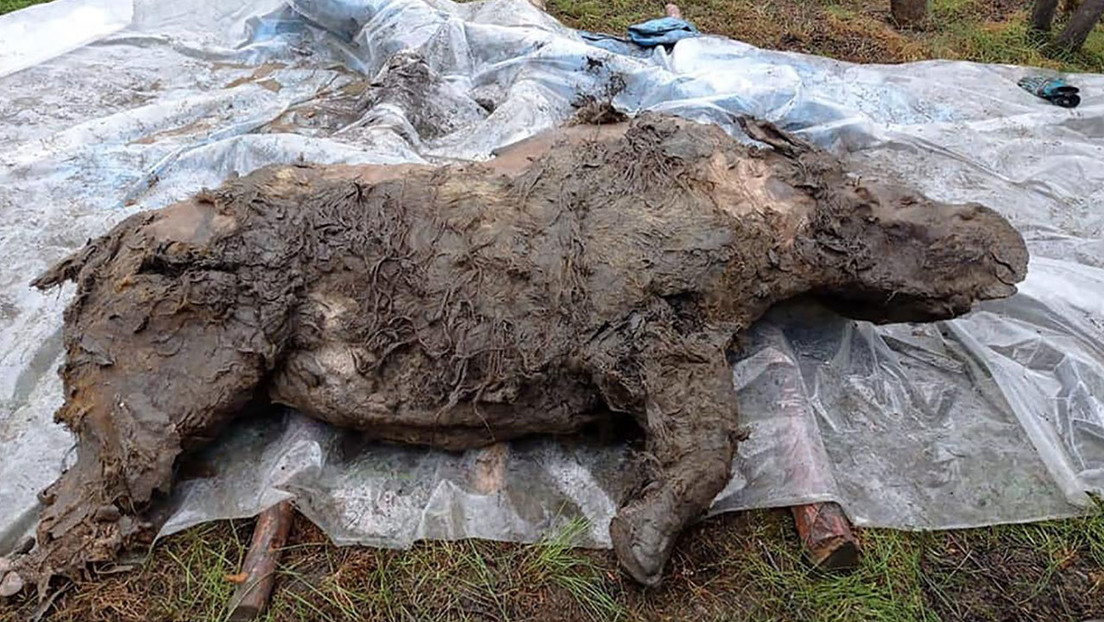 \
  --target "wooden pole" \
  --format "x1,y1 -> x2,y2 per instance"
760,328 -> 861,571
791,502 -> 860,570
227,500 -> 295,621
